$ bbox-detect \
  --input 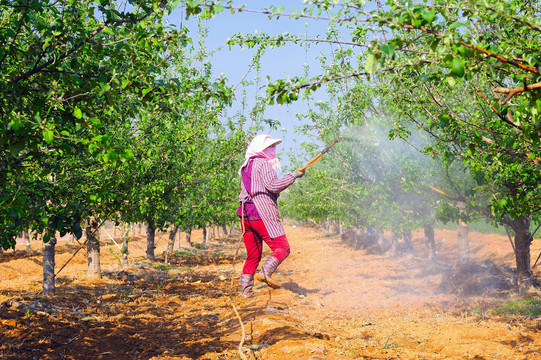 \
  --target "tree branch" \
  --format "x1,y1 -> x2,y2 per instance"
224,5 -> 361,23
470,1 -> 541,33
91,37 -> 132,46
427,185 -> 462,201
493,82 -> 541,104
287,60 -> 440,93
386,20 -> 539,75
422,84 -> 444,107
475,88 -> 522,130
8,7 -> 154,84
